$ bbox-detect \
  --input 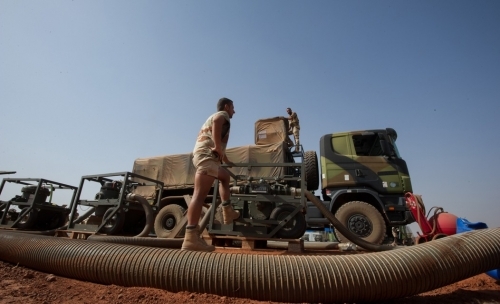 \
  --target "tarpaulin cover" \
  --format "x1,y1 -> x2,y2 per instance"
132,142 -> 292,197
254,116 -> 294,146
